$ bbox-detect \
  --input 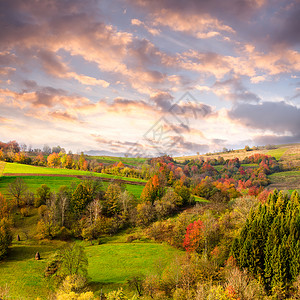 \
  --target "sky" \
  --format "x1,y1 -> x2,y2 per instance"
0,0 -> 300,157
